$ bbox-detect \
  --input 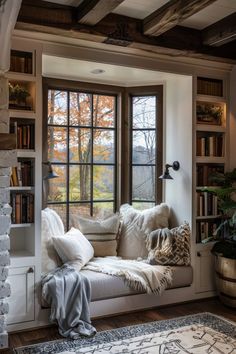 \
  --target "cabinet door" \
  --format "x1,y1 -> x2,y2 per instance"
7,266 -> 35,324
195,249 -> 216,293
